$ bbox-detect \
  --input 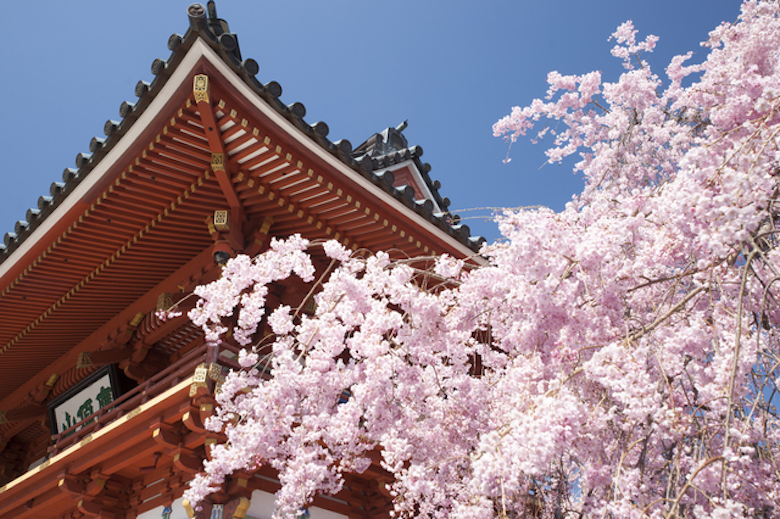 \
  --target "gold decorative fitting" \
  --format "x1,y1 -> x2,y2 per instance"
211,153 -> 226,172
260,215 -> 274,235
193,74 -> 210,103
157,292 -> 173,312
234,497 -> 251,519
76,352 -> 93,369
190,363 -> 209,397
194,363 -> 208,384
182,499 -> 196,519
208,363 -> 226,383
45,373 -> 60,387
0,411 -> 7,425
303,298 -> 317,315
130,312 -> 145,327
125,408 -> 141,421
214,210 -> 230,232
